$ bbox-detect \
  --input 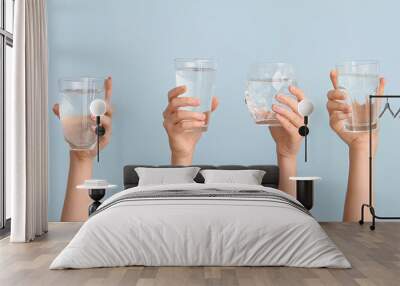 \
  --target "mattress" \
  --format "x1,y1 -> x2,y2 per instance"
50,183 -> 350,269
